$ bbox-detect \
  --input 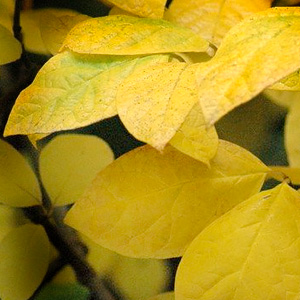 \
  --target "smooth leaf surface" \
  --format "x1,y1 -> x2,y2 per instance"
148,292 -> 174,300
270,166 -> 300,185
109,6 -> 135,16
40,13 -> 90,55
62,15 -> 209,55
165,0 -> 271,47
0,139 -> 41,207
4,51 -> 171,136
40,134 -> 114,206
175,183 -> 300,300
0,224 -> 50,300
264,89 -> 299,108
65,140 -> 269,258
102,0 -> 167,18
270,70 -> 300,91
285,100 -> 300,167
196,7 -> 300,125
0,24 -> 21,65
